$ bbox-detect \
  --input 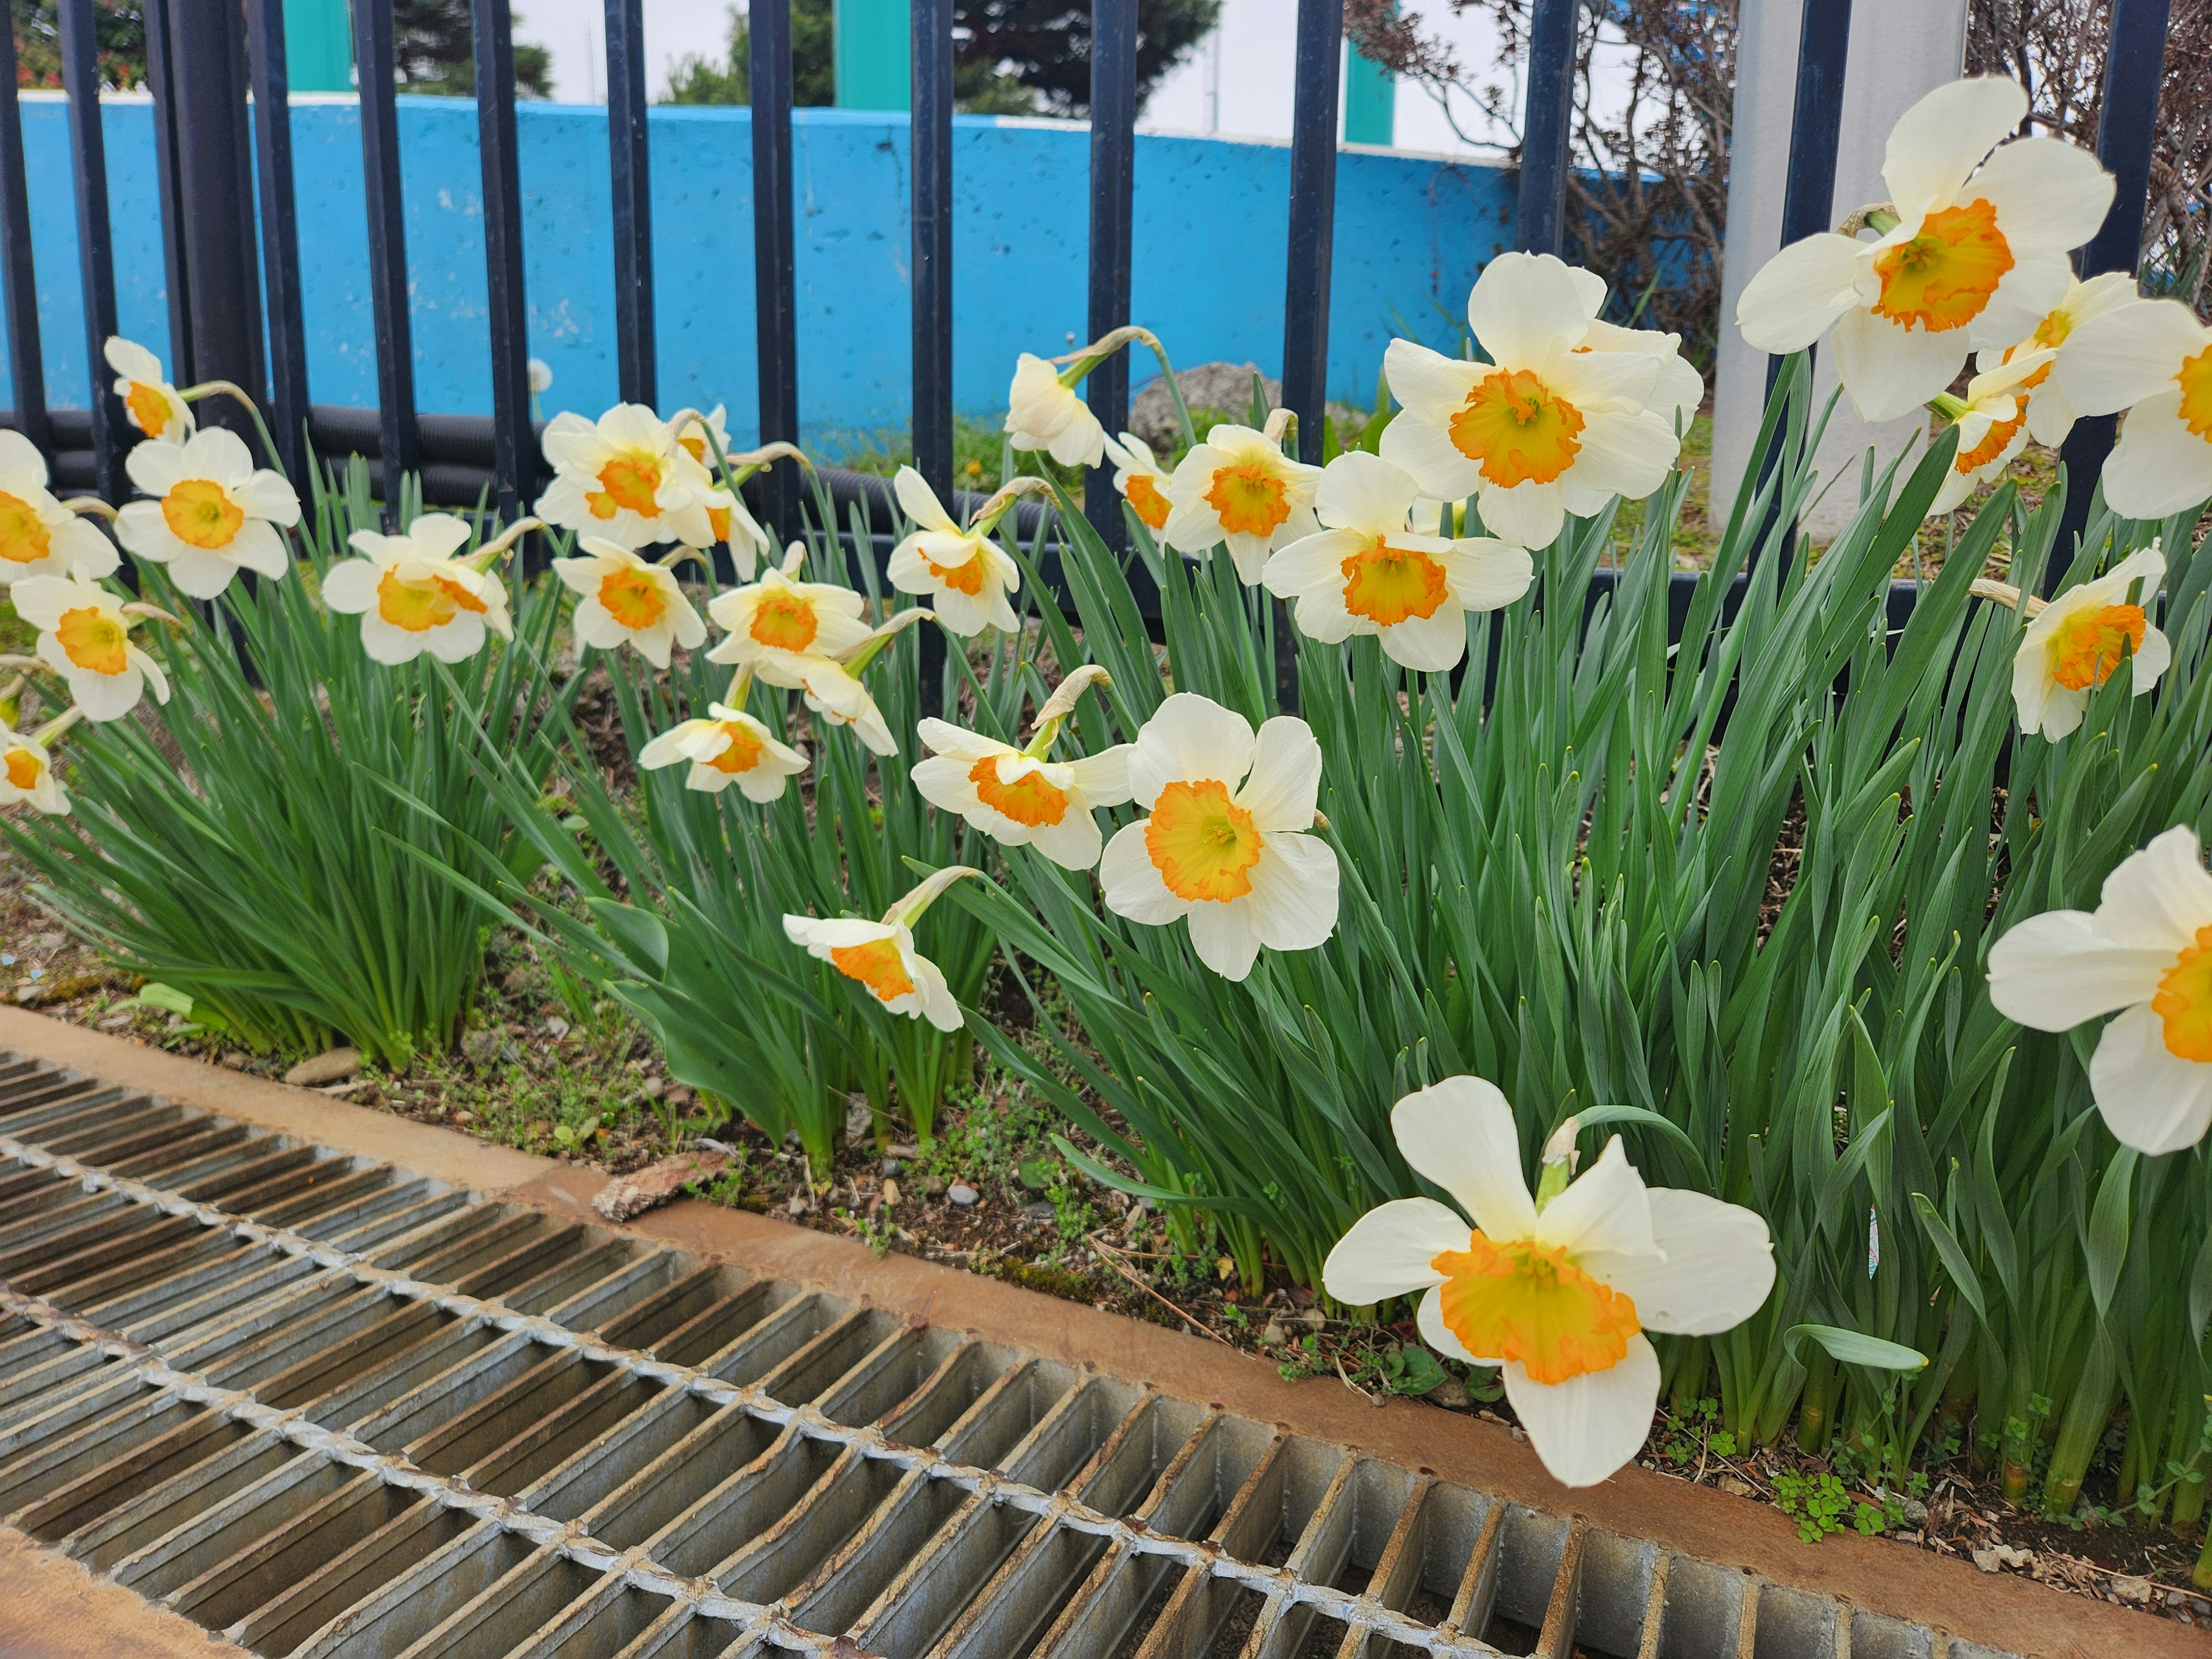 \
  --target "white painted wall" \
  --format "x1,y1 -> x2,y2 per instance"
518,0 -> 736,104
